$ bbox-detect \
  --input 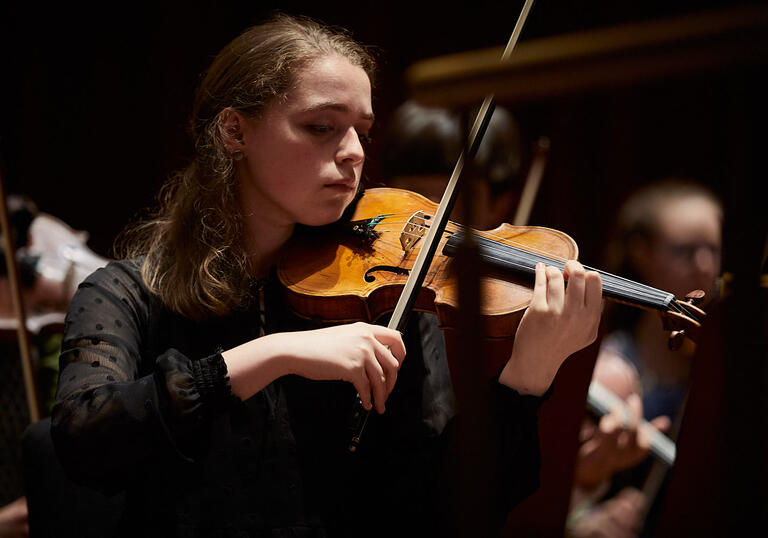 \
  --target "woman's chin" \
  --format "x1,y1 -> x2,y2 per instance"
299,208 -> 347,228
